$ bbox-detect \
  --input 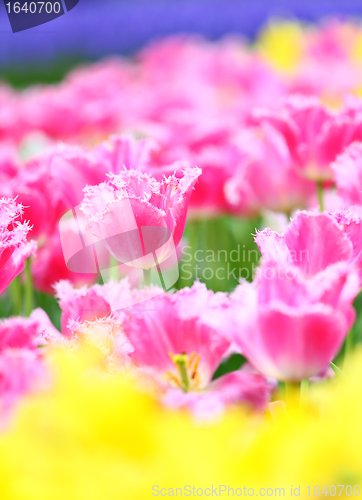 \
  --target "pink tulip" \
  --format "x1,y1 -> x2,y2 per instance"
0,151 -> 55,239
22,60 -> 131,140
54,280 -> 113,338
31,227 -> 99,296
147,140 -> 243,217
227,259 -> 358,382
332,141 -> 362,211
255,210 -> 362,292
24,136 -> 160,293
93,134 -> 158,174
0,198 -> 36,296
136,35 -> 285,127
48,136 -> 156,214
80,166 -> 201,269
0,141 -> 20,178
122,282 -> 274,416
0,349 -> 47,417
162,367 -> 275,421
36,144 -> 108,220
133,42 -> 285,217
225,126 -> 315,215
0,141 -> 74,240
332,209 -> 362,283
251,96 -> 362,182
229,211 -> 362,381
0,308 -> 61,416
187,144 -> 240,216
307,21 -> 353,62
55,279 -> 162,337
0,308 -> 61,351
0,135 -> 156,245
289,22 -> 361,102
67,316 -> 135,368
